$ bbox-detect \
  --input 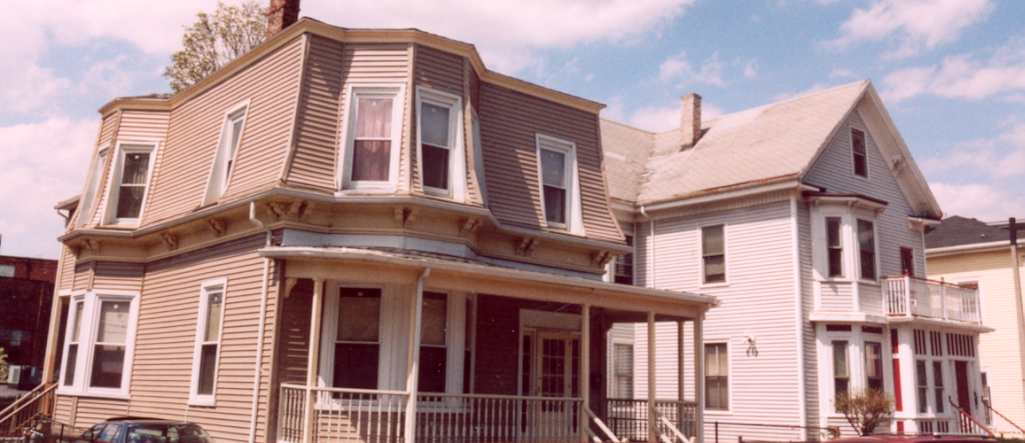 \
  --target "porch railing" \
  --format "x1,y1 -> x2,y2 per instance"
884,276 -> 981,324
0,382 -> 56,437
605,398 -> 697,442
279,384 -> 585,443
